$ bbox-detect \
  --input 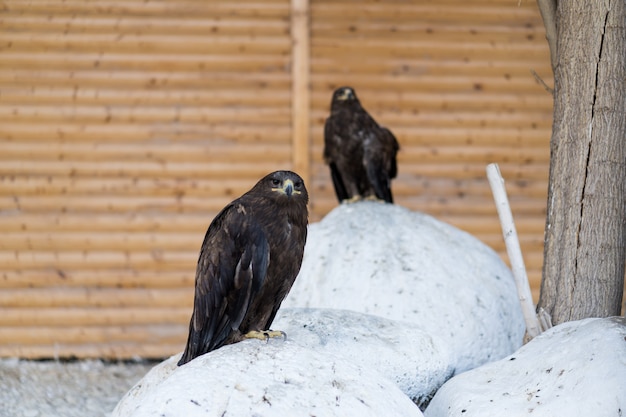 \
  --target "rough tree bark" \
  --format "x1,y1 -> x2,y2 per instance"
537,0 -> 626,324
